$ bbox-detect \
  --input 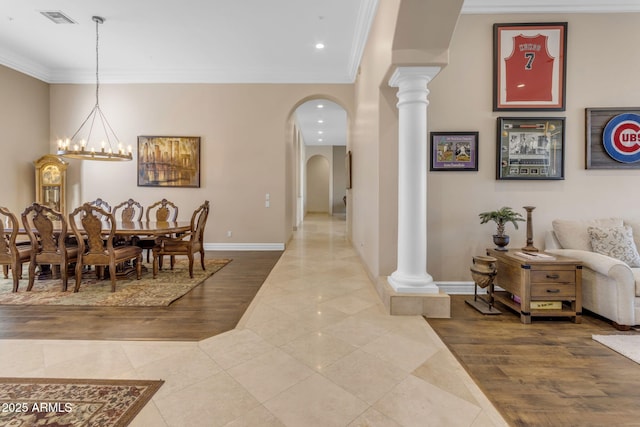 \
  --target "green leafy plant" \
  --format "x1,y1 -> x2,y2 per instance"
479,206 -> 524,237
